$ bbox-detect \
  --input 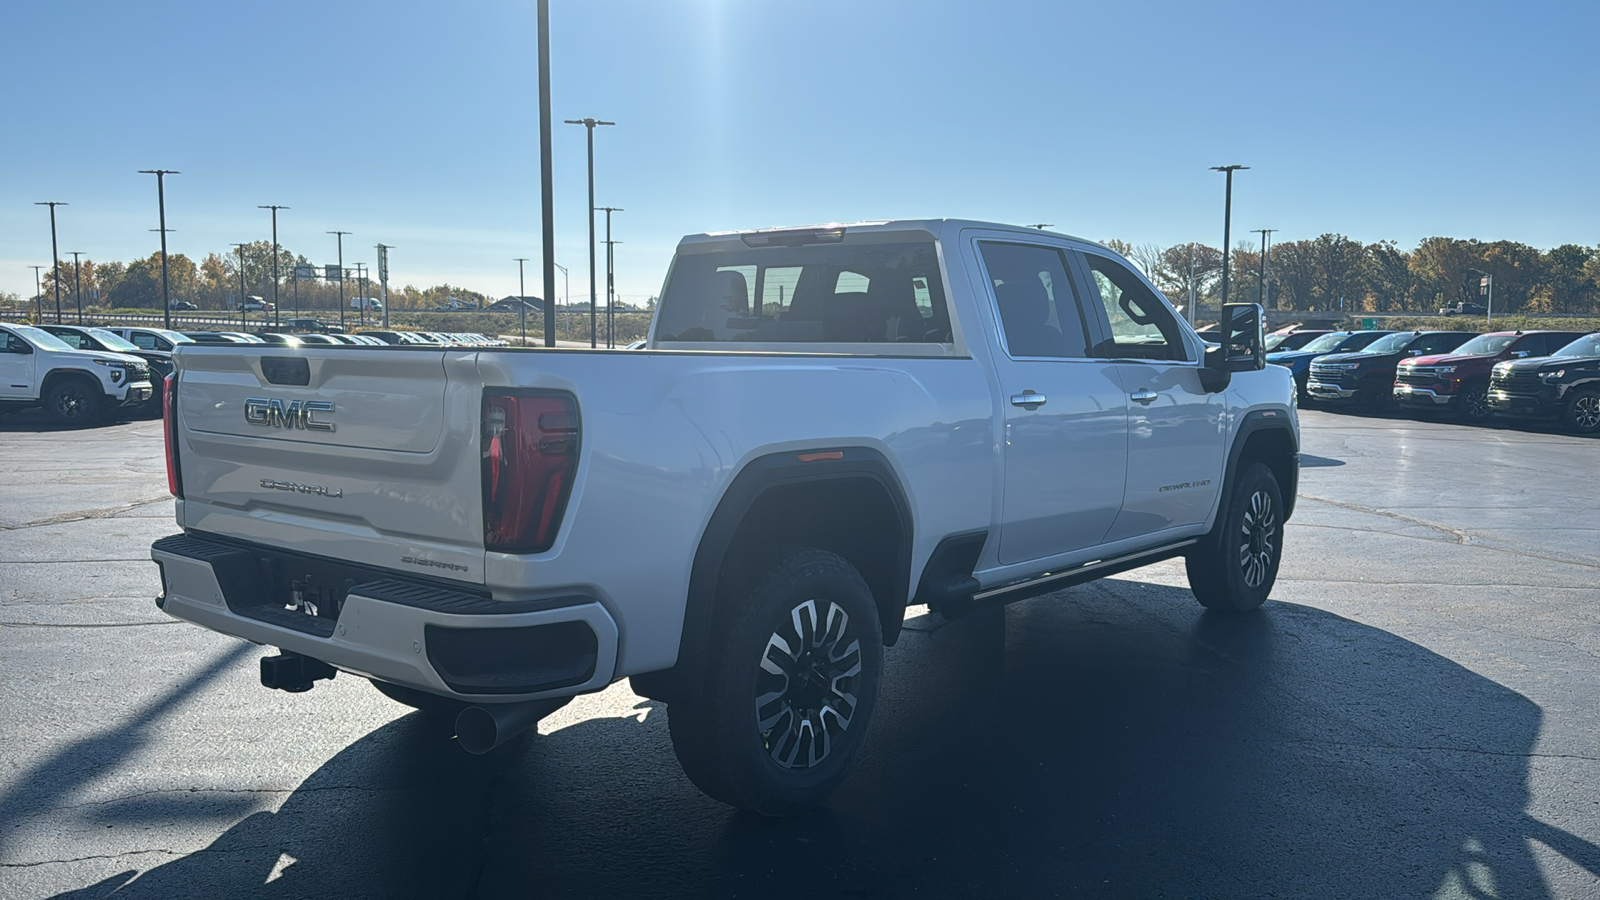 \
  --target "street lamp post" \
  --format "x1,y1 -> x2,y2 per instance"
328,231 -> 350,330
538,0 -> 557,348
514,257 -> 529,345
1251,228 -> 1276,309
564,117 -> 614,348
258,205 -> 288,329
35,202 -> 67,324
231,243 -> 248,331
68,251 -> 85,324
596,207 -> 622,347
29,265 -> 45,324
139,170 -> 180,329
1467,267 -> 1495,329
1210,165 -> 1248,308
